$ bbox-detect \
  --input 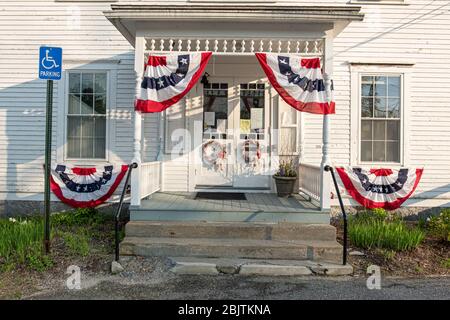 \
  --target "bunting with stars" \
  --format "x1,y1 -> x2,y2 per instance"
50,164 -> 128,208
336,167 -> 424,210
255,53 -> 335,115
135,52 -> 212,113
